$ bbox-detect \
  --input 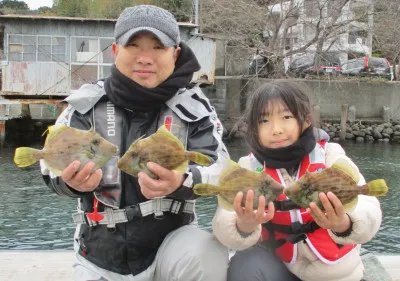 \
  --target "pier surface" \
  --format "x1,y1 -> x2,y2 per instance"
0,250 -> 399,281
